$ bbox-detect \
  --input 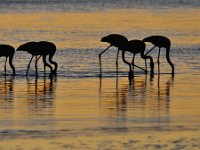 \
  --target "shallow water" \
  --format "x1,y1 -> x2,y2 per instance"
0,1 -> 200,149
0,74 -> 200,132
